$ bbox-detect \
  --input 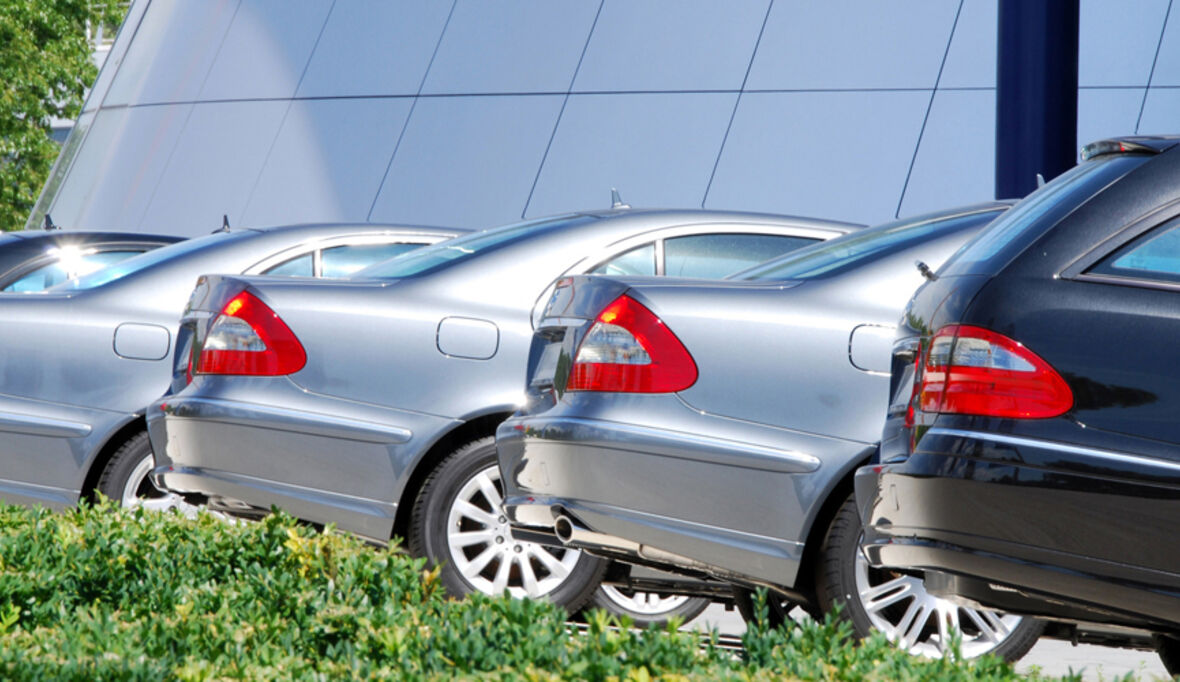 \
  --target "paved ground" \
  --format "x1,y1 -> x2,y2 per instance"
685,604 -> 1172,680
